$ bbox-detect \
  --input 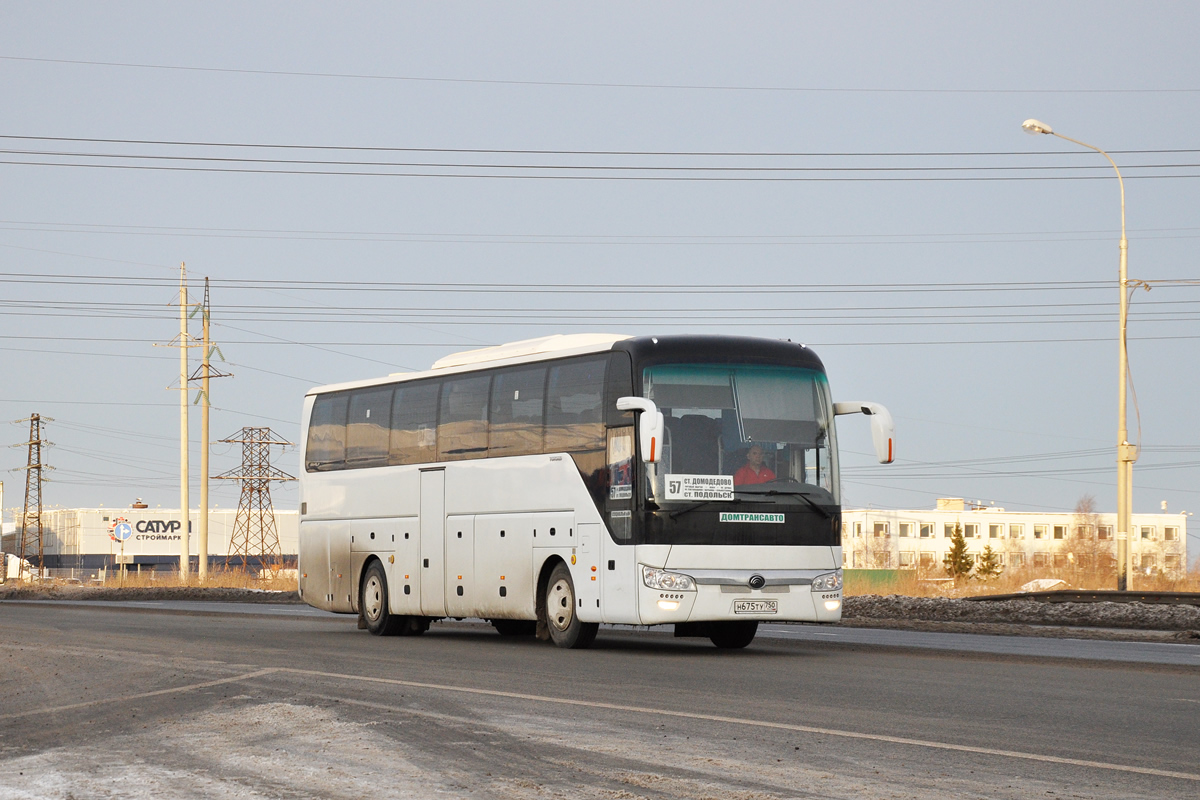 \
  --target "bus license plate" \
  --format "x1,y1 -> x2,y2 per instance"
733,599 -> 777,614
